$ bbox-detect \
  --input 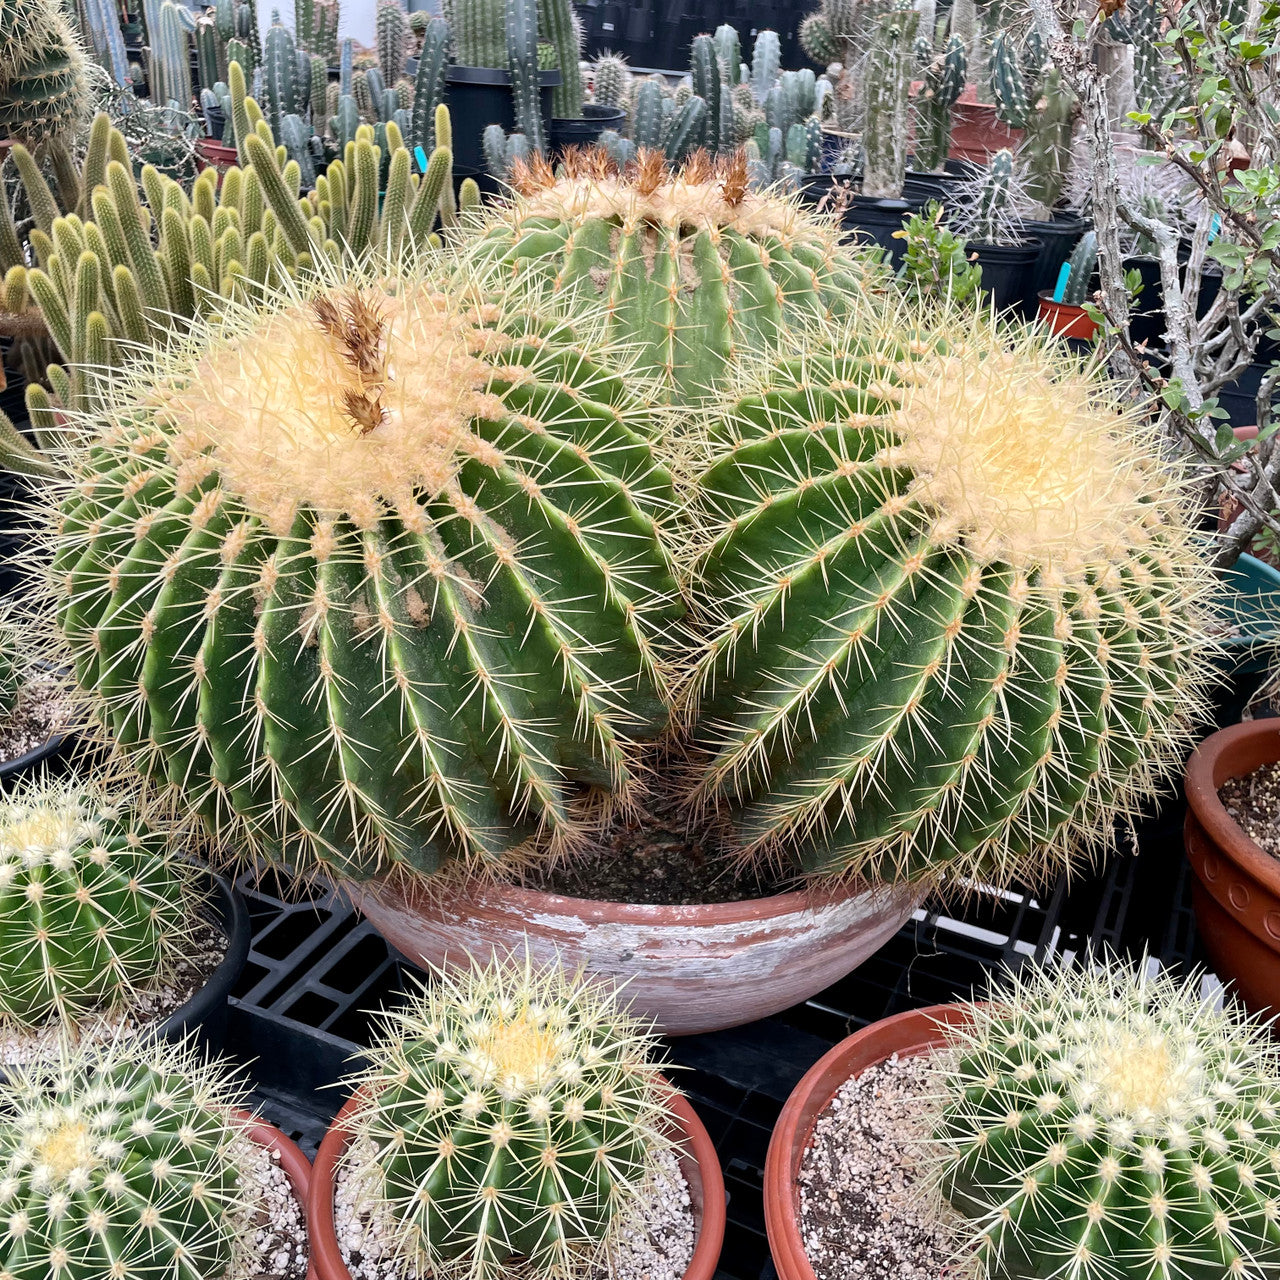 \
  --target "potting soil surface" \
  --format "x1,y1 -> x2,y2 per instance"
1219,760 -> 1280,856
